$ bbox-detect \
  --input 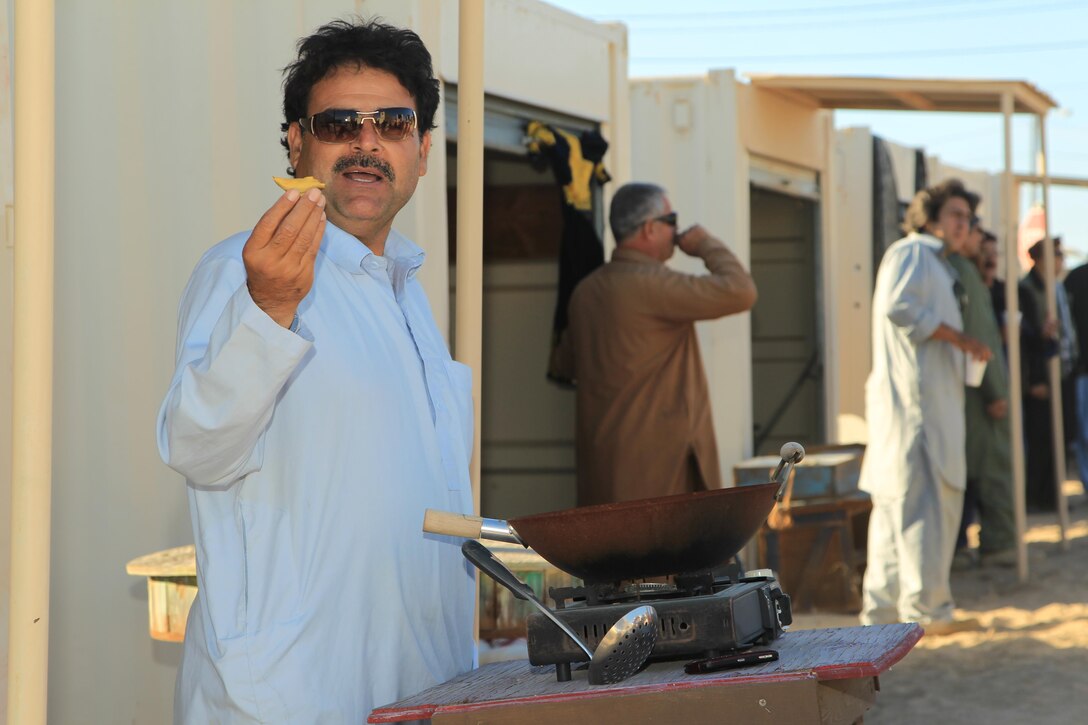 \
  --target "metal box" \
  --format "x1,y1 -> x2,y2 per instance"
733,446 -> 864,502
